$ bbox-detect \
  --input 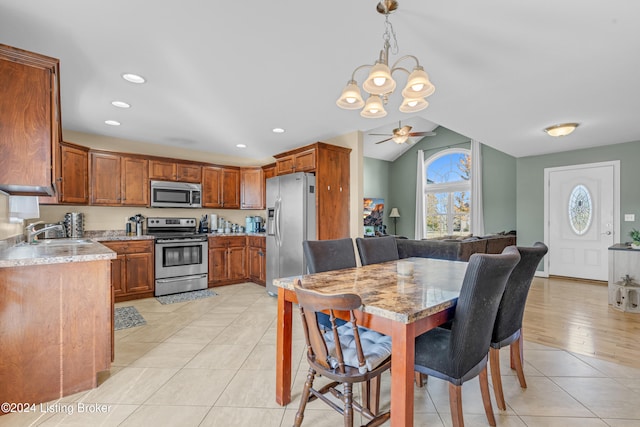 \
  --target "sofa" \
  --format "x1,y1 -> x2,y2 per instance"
396,232 -> 516,262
